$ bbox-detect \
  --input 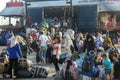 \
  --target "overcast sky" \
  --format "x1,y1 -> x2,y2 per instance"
0,0 -> 10,12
